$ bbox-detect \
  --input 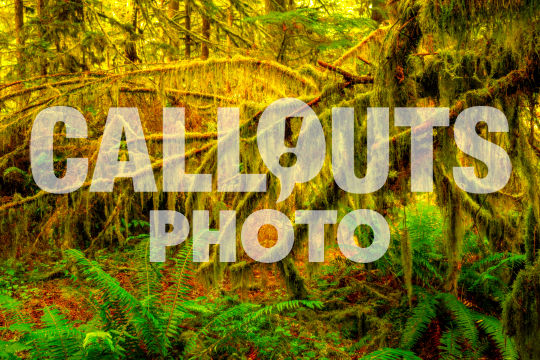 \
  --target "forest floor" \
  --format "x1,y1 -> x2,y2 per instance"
1,246 -> 415,359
